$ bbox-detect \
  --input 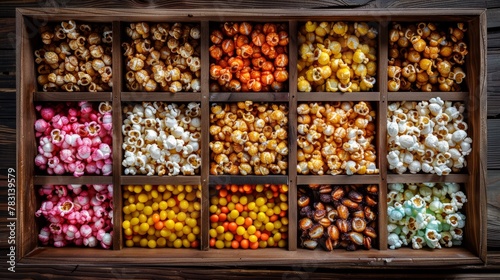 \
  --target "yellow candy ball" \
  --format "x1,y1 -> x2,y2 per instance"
139,222 -> 149,232
173,238 -> 183,248
122,220 -> 131,229
215,240 -> 225,249
147,239 -> 157,249
248,234 -> 258,243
